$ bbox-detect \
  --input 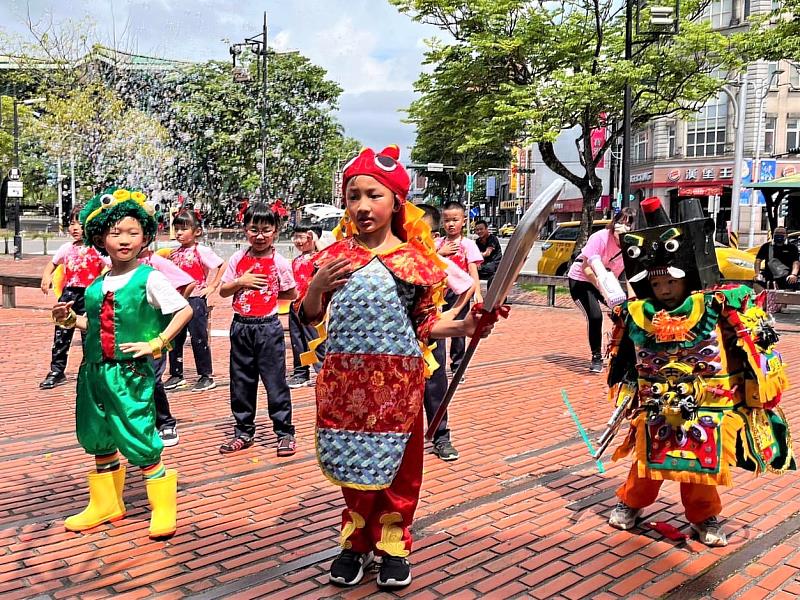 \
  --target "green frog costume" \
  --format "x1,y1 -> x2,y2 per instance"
59,188 -> 185,539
